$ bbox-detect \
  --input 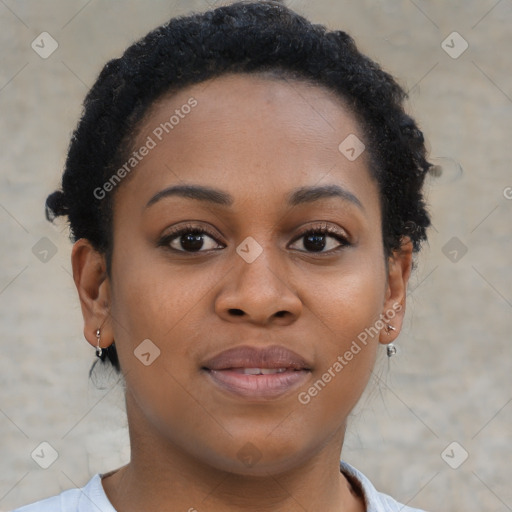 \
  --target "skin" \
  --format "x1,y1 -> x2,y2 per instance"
72,73 -> 413,512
